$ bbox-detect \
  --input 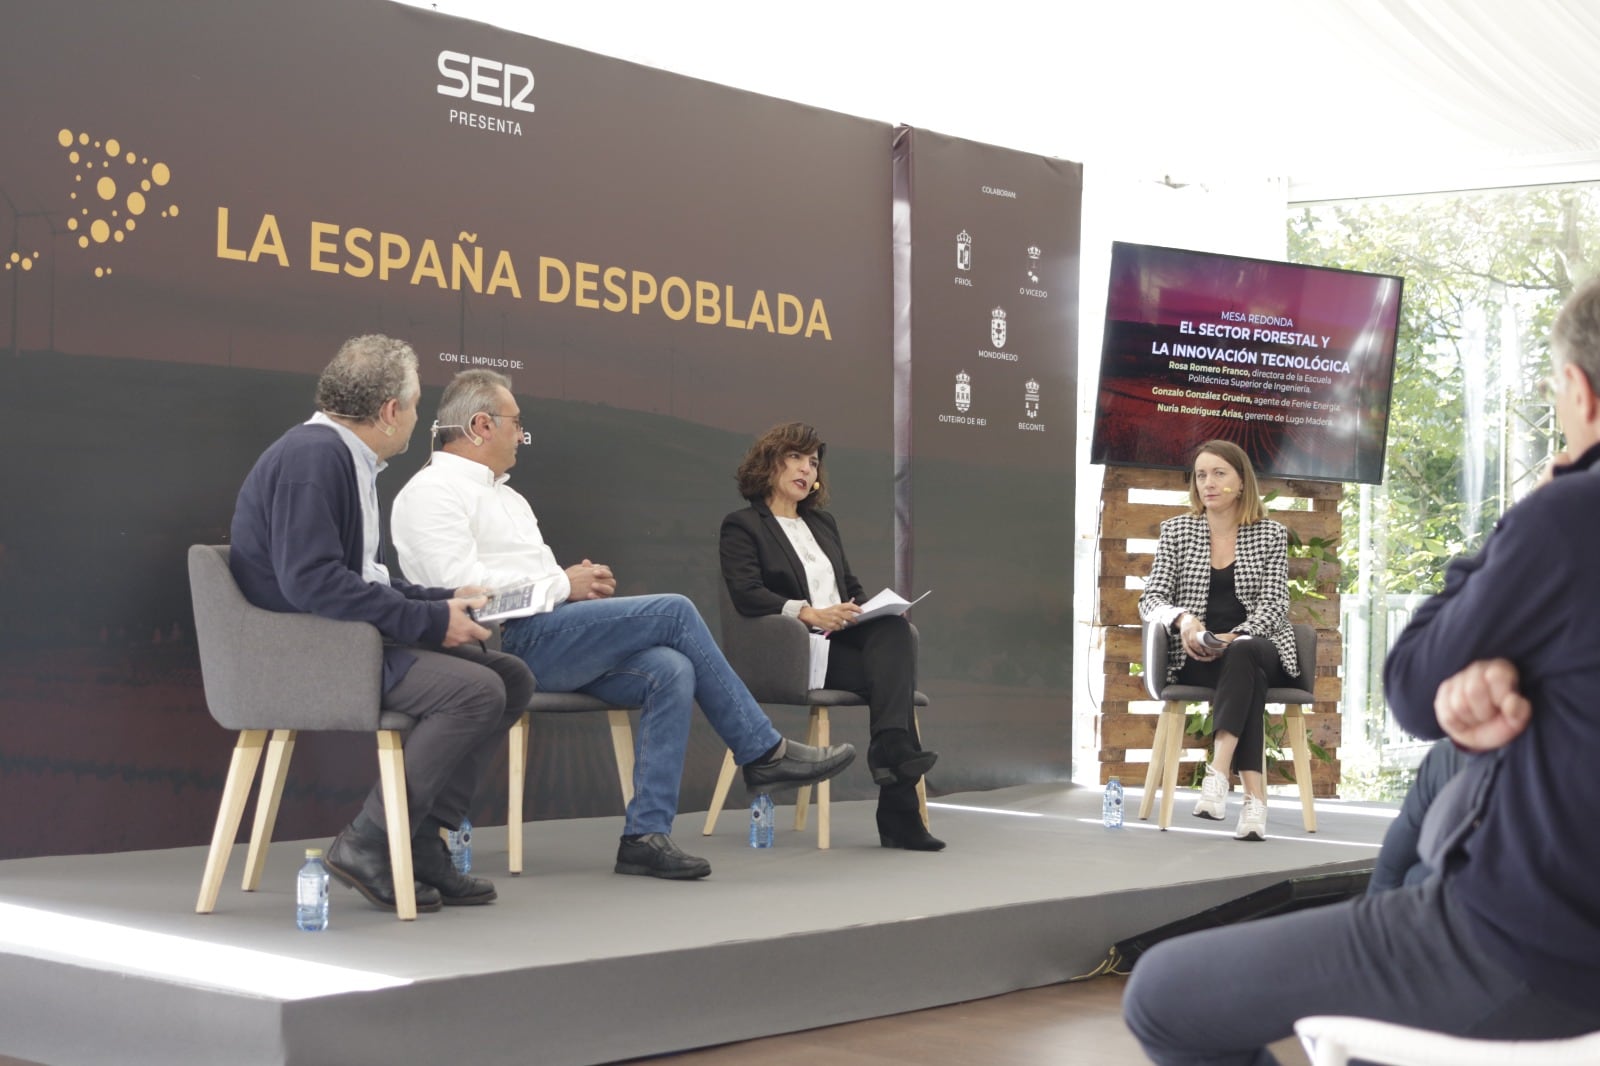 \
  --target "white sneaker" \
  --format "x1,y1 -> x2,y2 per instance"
1235,795 -> 1268,841
1193,764 -> 1228,820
